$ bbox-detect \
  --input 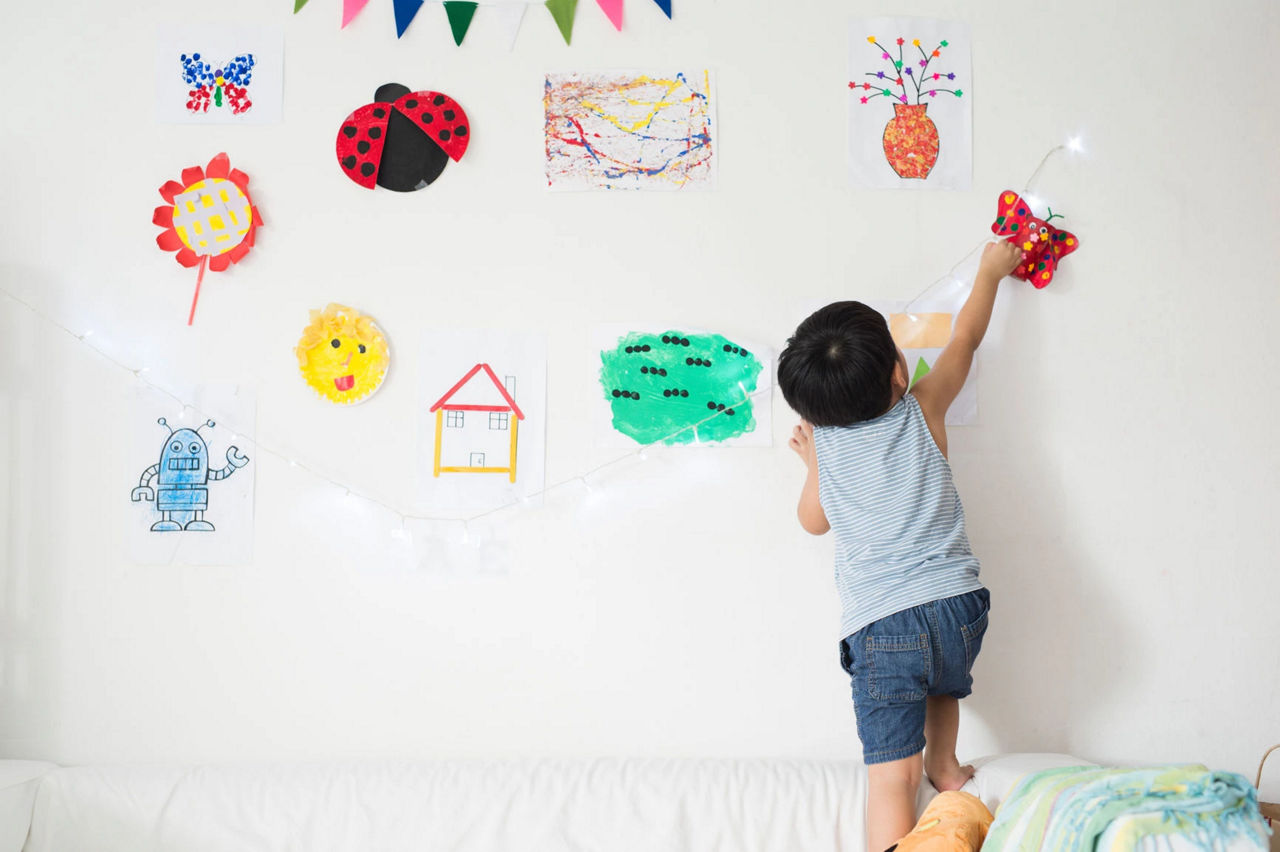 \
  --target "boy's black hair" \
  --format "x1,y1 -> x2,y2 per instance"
777,301 -> 899,427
